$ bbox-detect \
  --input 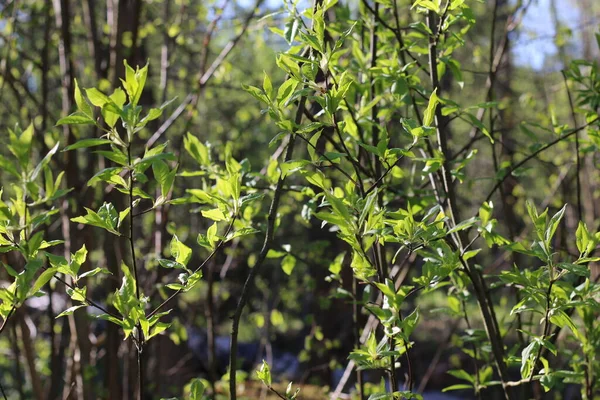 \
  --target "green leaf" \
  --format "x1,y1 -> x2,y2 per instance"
189,378 -> 205,400
184,133 -> 209,166
257,360 -> 272,387
64,139 -> 113,151
88,167 -> 128,188
85,88 -> 111,107
78,267 -> 111,280
277,78 -> 299,106
152,160 -> 169,188
74,79 -> 93,117
170,235 -> 192,267
56,113 -> 95,126
122,60 -> 148,107
71,204 -> 120,235
283,17 -> 299,45
70,245 -> 88,276
423,88 -> 439,126
56,304 -> 87,318
558,262 -> 589,277
442,384 -> 473,392
103,88 -> 127,127
113,262 -> 138,335
158,259 -> 186,270
0,154 -> 19,178
301,170 -> 328,190
31,143 -> 59,181
307,131 -> 322,162
262,71 -> 273,99
550,310 -> 585,342
67,287 -> 87,303
139,108 -> 163,125
329,253 -> 345,274
447,369 -> 475,384
545,204 -> 566,244
323,191 -> 352,222
520,340 -> 540,379
201,208 -> 227,221
148,321 -> 171,339
412,0 -> 441,13
575,221 -> 592,255
281,254 -> 296,275
29,267 -> 58,296
243,84 -> 269,103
